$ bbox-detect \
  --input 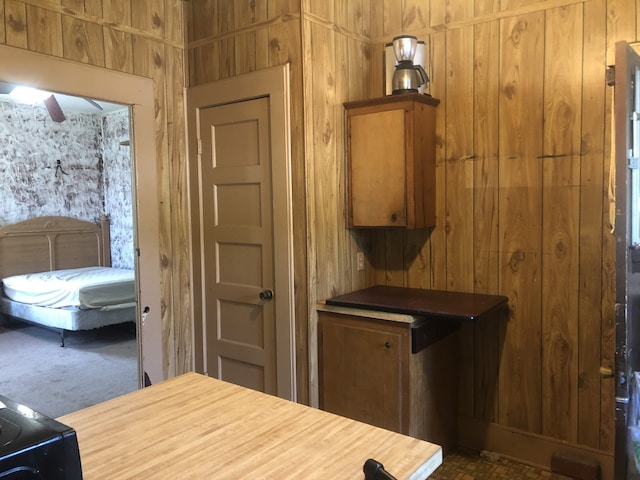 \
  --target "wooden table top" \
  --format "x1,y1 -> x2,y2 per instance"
325,285 -> 508,321
59,372 -> 442,479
